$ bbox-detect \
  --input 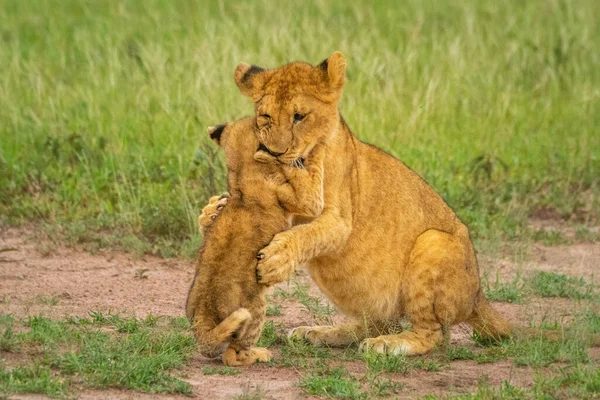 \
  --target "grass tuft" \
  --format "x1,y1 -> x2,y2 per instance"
529,271 -> 596,300
0,314 -> 195,396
